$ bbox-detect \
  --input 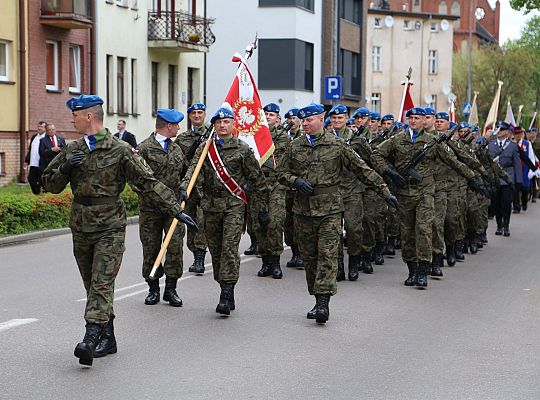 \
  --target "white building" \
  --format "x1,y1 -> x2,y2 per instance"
96,0 -> 213,141
205,0 -> 322,115
365,8 -> 457,116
